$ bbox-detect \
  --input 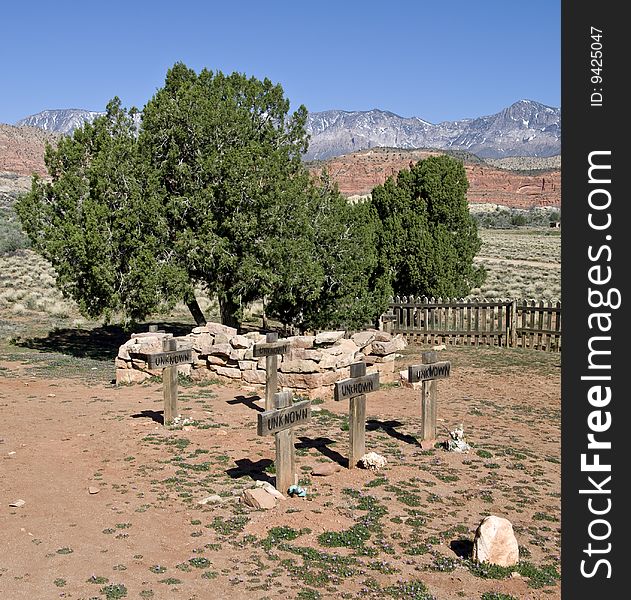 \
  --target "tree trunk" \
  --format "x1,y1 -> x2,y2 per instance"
262,296 -> 268,329
184,290 -> 207,326
218,295 -> 241,330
